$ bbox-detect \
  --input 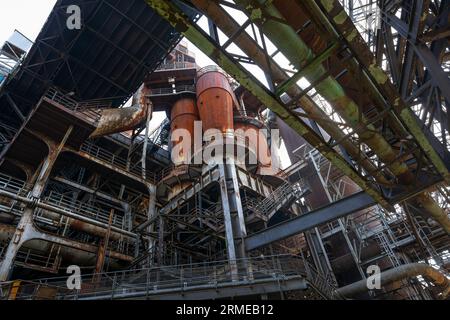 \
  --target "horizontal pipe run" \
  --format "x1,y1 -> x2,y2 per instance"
0,190 -> 137,240
336,263 -> 450,299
